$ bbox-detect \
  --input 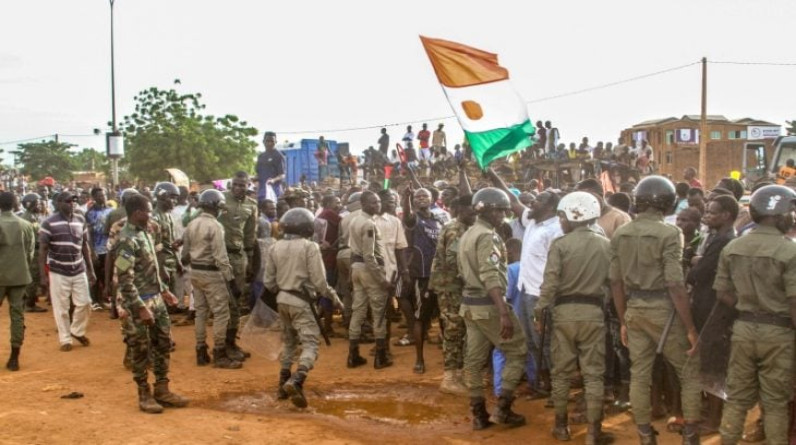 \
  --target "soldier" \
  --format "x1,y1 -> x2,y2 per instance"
714,185 -> 796,445
19,193 -> 46,313
151,182 -> 183,299
266,208 -> 341,408
115,193 -> 188,414
181,190 -> 242,369
0,191 -> 36,370
218,171 -> 257,360
458,187 -> 527,430
431,193 -> 475,395
347,191 -> 392,369
536,192 -> 611,444
336,192 -> 362,328
609,176 -> 701,445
